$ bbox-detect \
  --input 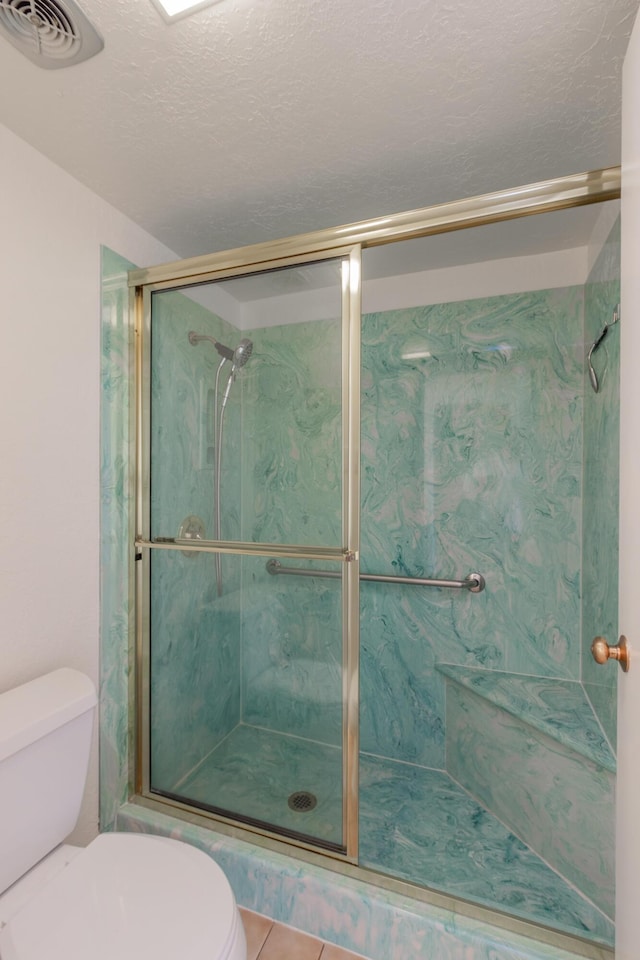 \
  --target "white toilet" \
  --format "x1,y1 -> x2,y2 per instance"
0,668 -> 246,960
